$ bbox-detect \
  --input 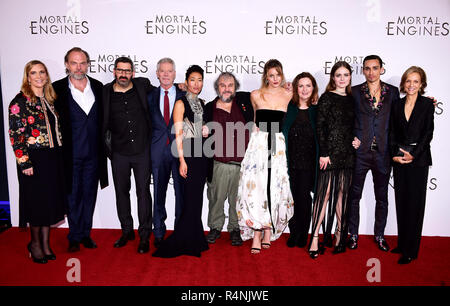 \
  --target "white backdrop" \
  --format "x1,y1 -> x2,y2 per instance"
1,0 -> 449,236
